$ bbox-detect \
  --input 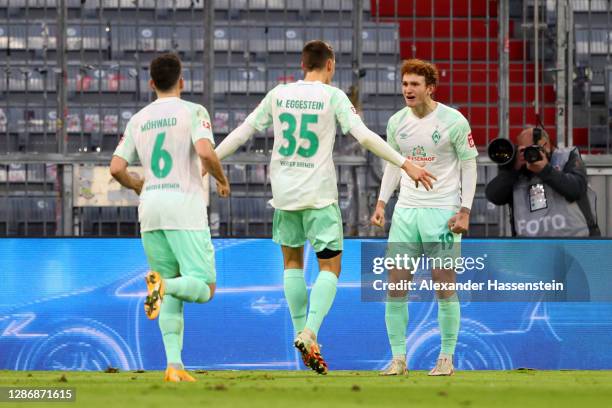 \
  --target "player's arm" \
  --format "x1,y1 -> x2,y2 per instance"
190,104 -> 230,197
448,118 -> 479,234
110,156 -> 144,195
195,139 -> 230,197
216,88 -> 275,160
331,89 -> 435,189
370,118 -> 402,228
215,122 -> 257,160
460,158 -> 477,211
348,123 -> 436,190
370,162 -> 401,228
110,122 -> 143,195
